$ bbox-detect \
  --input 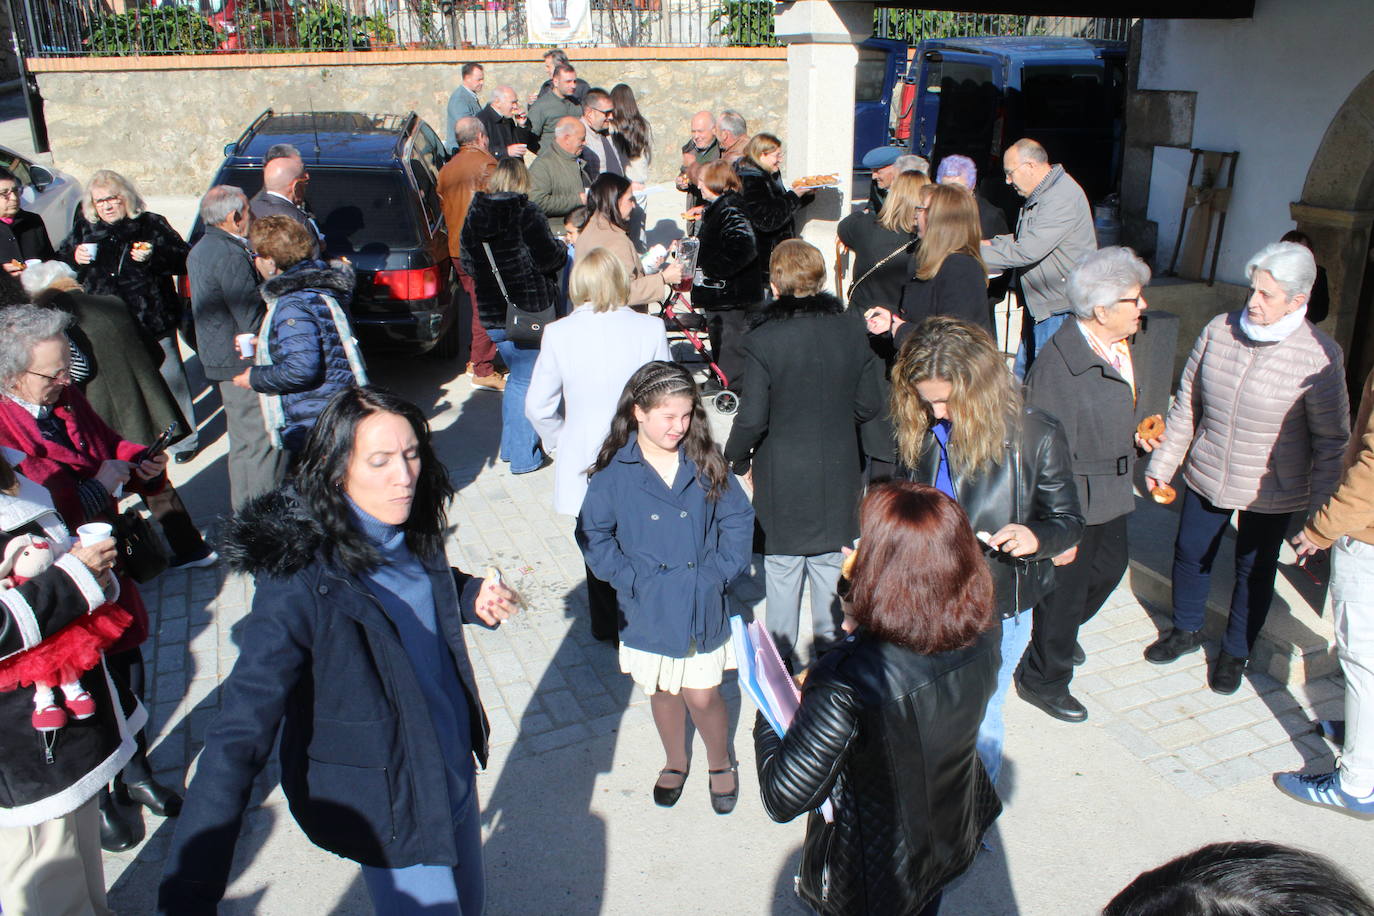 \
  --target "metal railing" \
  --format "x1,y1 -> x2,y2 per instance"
9,0 -> 1130,58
